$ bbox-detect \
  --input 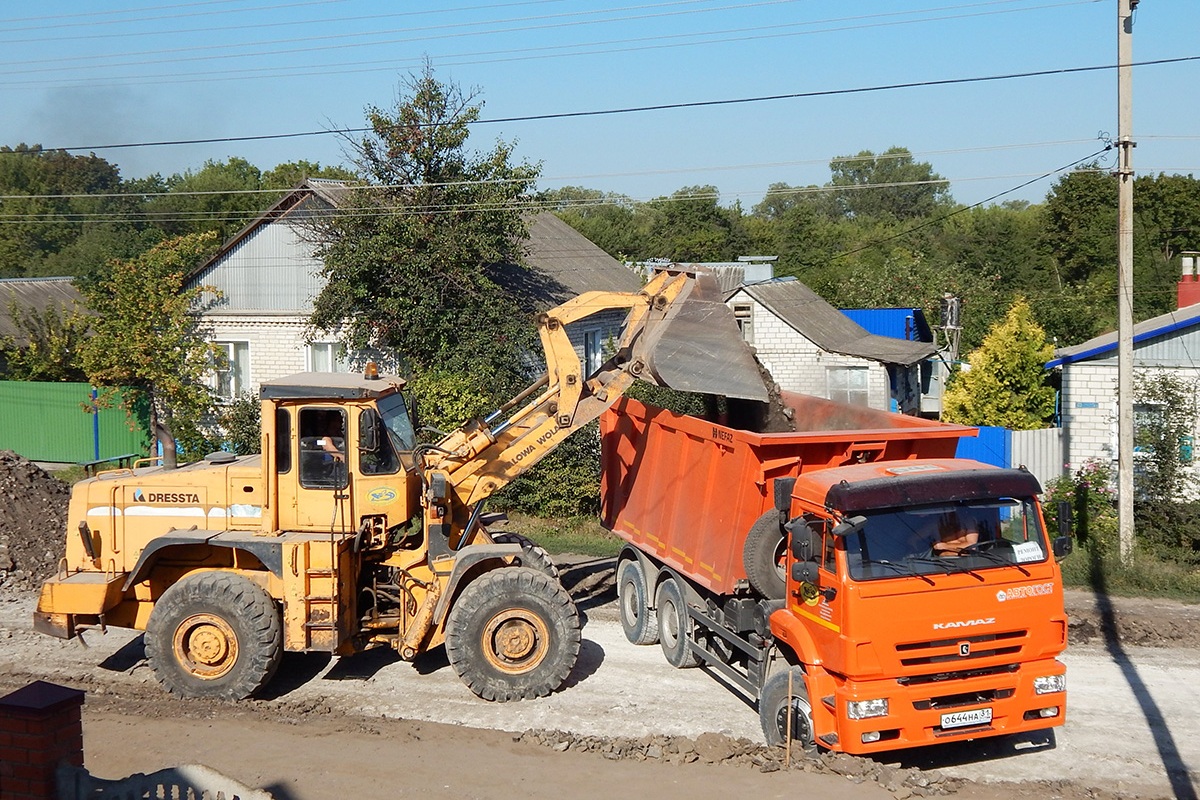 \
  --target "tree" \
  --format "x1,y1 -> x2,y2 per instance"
0,298 -> 89,381
642,186 -> 750,262
941,298 -> 1056,429
310,64 -> 541,394
79,232 -> 222,468
262,160 -> 355,190
827,147 -> 952,221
